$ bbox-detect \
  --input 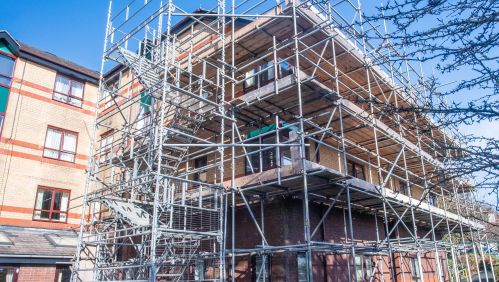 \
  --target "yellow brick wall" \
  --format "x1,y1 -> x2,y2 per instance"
0,57 -> 98,229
